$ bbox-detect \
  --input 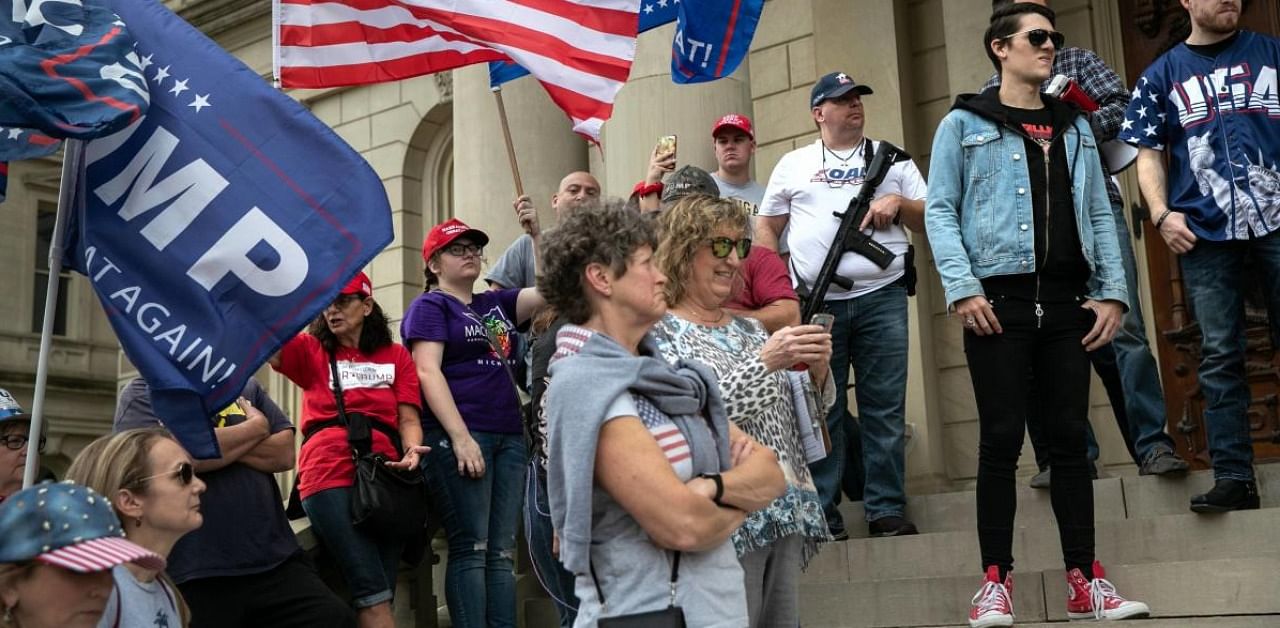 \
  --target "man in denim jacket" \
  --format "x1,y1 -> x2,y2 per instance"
925,3 -> 1146,625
